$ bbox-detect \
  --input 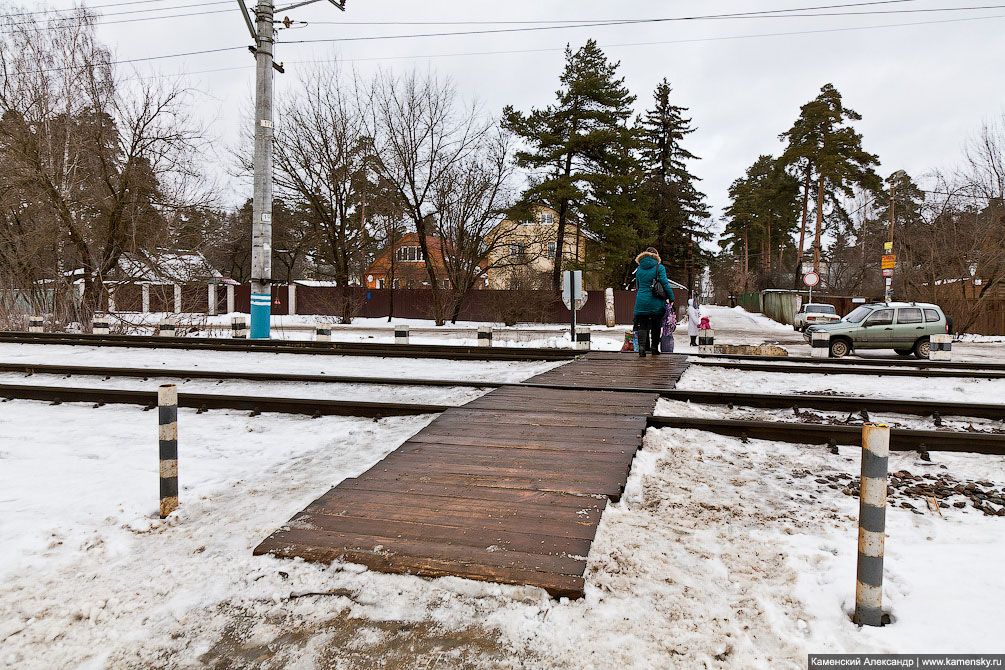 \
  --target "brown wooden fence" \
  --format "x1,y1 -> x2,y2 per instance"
235,286 -> 645,325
